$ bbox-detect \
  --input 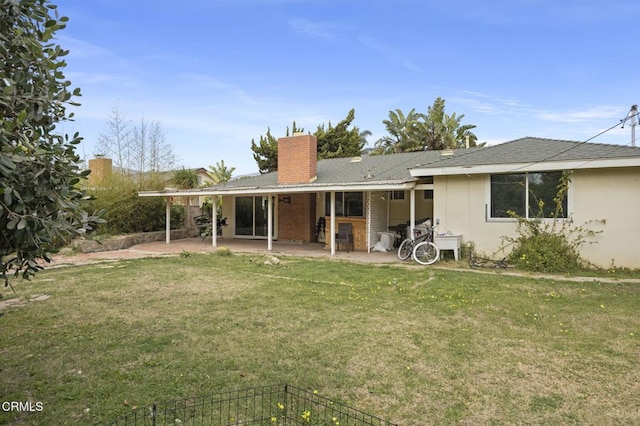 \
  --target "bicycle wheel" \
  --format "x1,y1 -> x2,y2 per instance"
397,239 -> 413,260
412,241 -> 440,265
